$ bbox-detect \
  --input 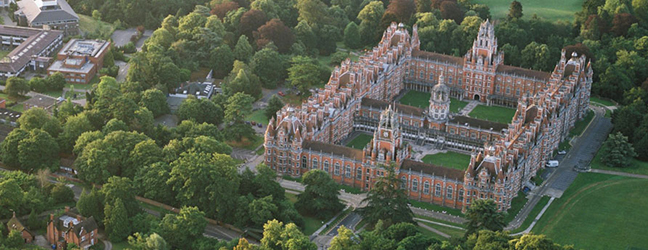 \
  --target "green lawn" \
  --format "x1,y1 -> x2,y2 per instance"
589,96 -> 616,106
421,151 -> 471,171
503,192 -> 527,224
409,199 -> 464,217
255,146 -> 265,155
0,50 -> 10,59
9,103 -> 24,112
532,173 -> 648,249
227,134 -> 264,150
79,14 -> 116,40
590,144 -> 648,176
286,192 -> 327,235
419,222 -> 466,238
468,105 -> 516,124
510,196 -> 551,234
110,241 -> 131,250
472,0 -> 583,22
450,98 -> 469,113
346,133 -> 373,149
338,184 -> 364,194
399,90 -> 430,108
568,110 -> 594,136
415,214 -> 466,228
246,109 -> 269,125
